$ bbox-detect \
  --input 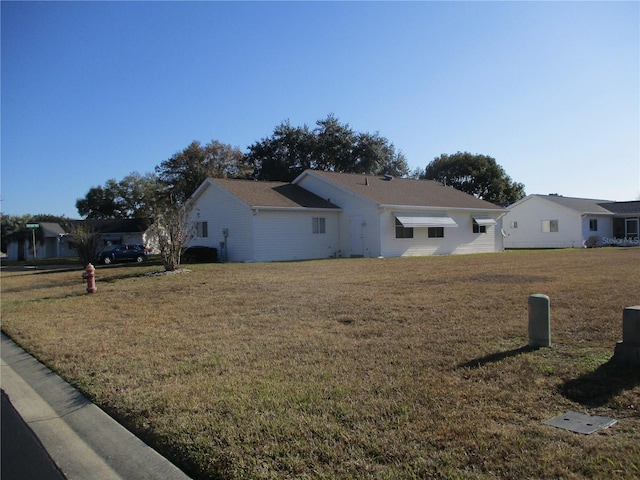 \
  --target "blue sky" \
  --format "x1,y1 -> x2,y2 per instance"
2,1 -> 638,218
